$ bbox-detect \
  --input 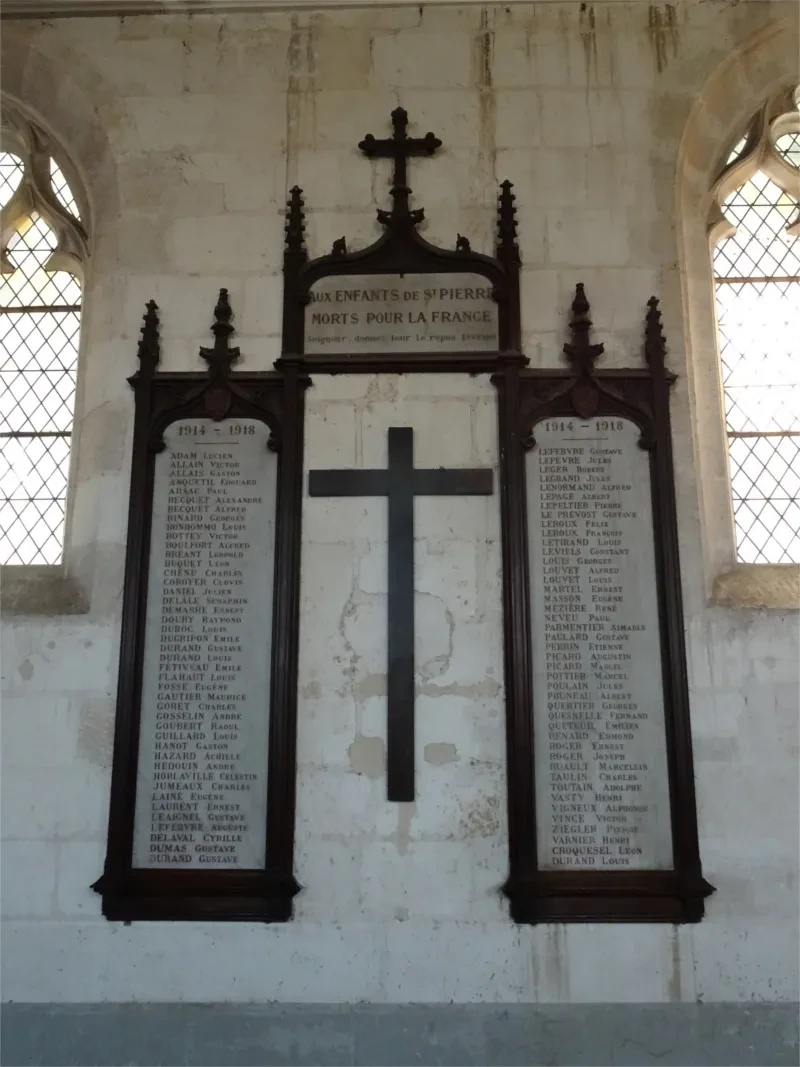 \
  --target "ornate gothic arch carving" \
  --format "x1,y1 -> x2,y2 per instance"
1,24 -> 120,227
709,86 -> 800,246
0,103 -> 89,279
